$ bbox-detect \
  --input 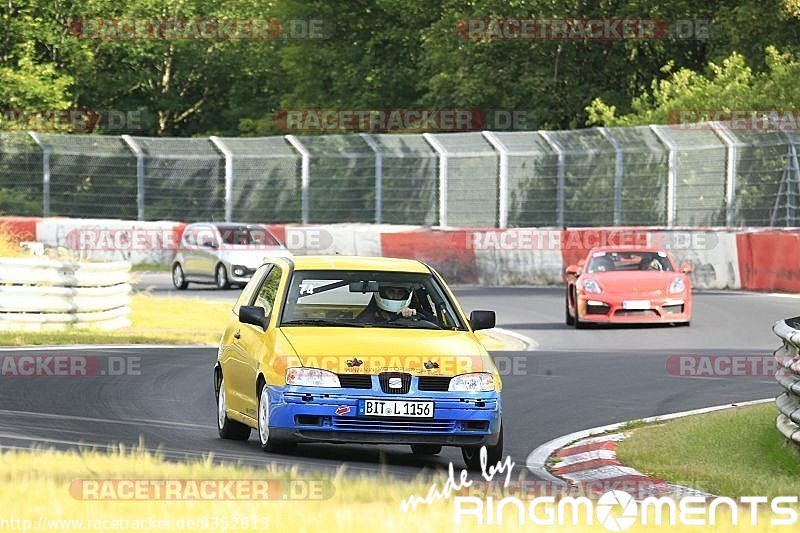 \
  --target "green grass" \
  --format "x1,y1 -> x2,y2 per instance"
617,403 -> 800,497
0,294 -> 231,346
130,263 -> 172,272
